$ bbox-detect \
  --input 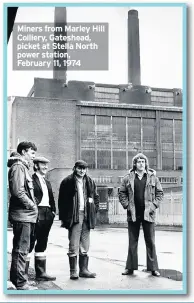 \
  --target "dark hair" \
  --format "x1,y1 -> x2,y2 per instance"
132,153 -> 149,171
10,151 -> 18,157
17,141 -> 37,155
33,163 -> 38,172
